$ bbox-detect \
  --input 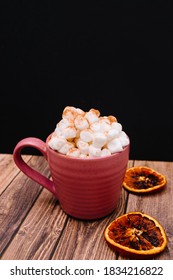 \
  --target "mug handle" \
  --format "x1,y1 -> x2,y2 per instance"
13,137 -> 56,196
